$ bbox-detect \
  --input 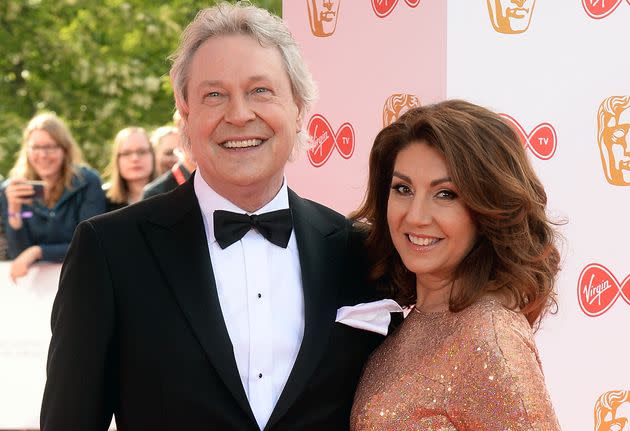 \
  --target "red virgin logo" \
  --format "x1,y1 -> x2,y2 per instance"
372,0 -> 420,18
578,264 -> 630,317
582,0 -> 630,19
307,114 -> 355,167
500,114 -> 558,160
